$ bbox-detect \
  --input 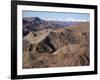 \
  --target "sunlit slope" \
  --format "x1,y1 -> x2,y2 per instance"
66,22 -> 89,32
